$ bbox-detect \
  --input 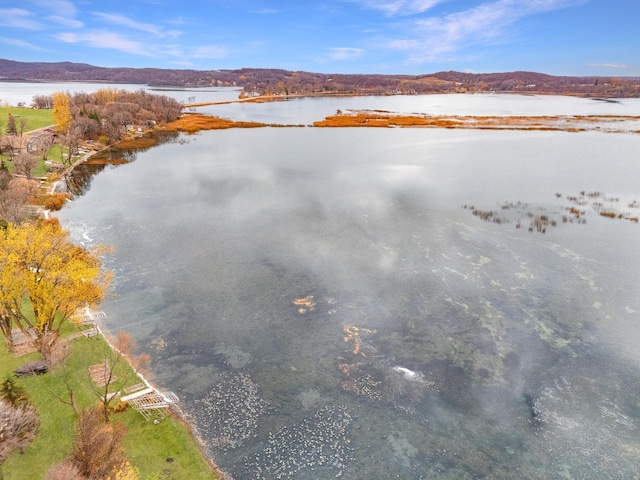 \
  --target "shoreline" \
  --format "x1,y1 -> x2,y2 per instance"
42,97 -> 639,477
46,139 -> 227,478
84,315 -> 225,477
